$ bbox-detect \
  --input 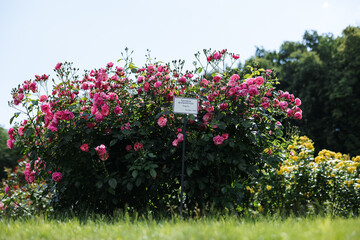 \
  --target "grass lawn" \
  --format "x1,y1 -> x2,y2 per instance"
0,215 -> 359,240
